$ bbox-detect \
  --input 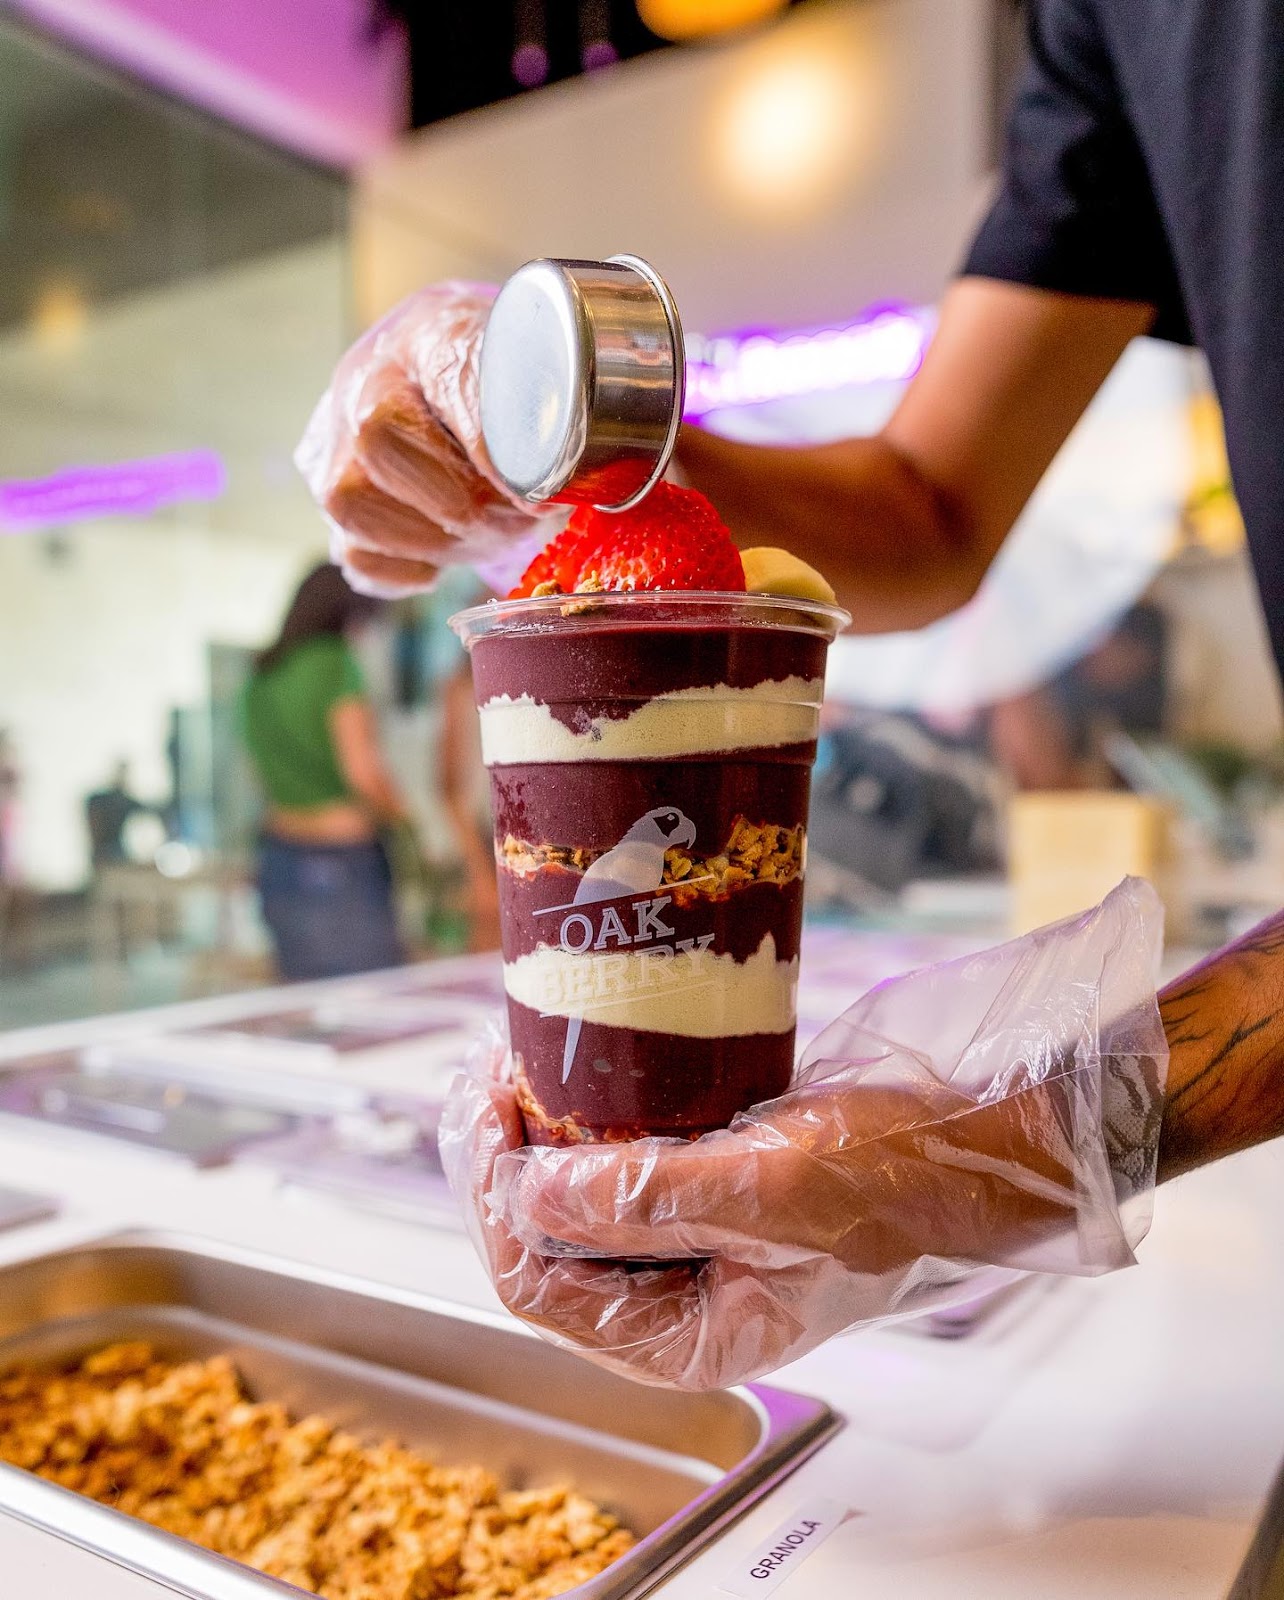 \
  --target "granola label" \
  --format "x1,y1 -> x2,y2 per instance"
717,1498 -> 857,1597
